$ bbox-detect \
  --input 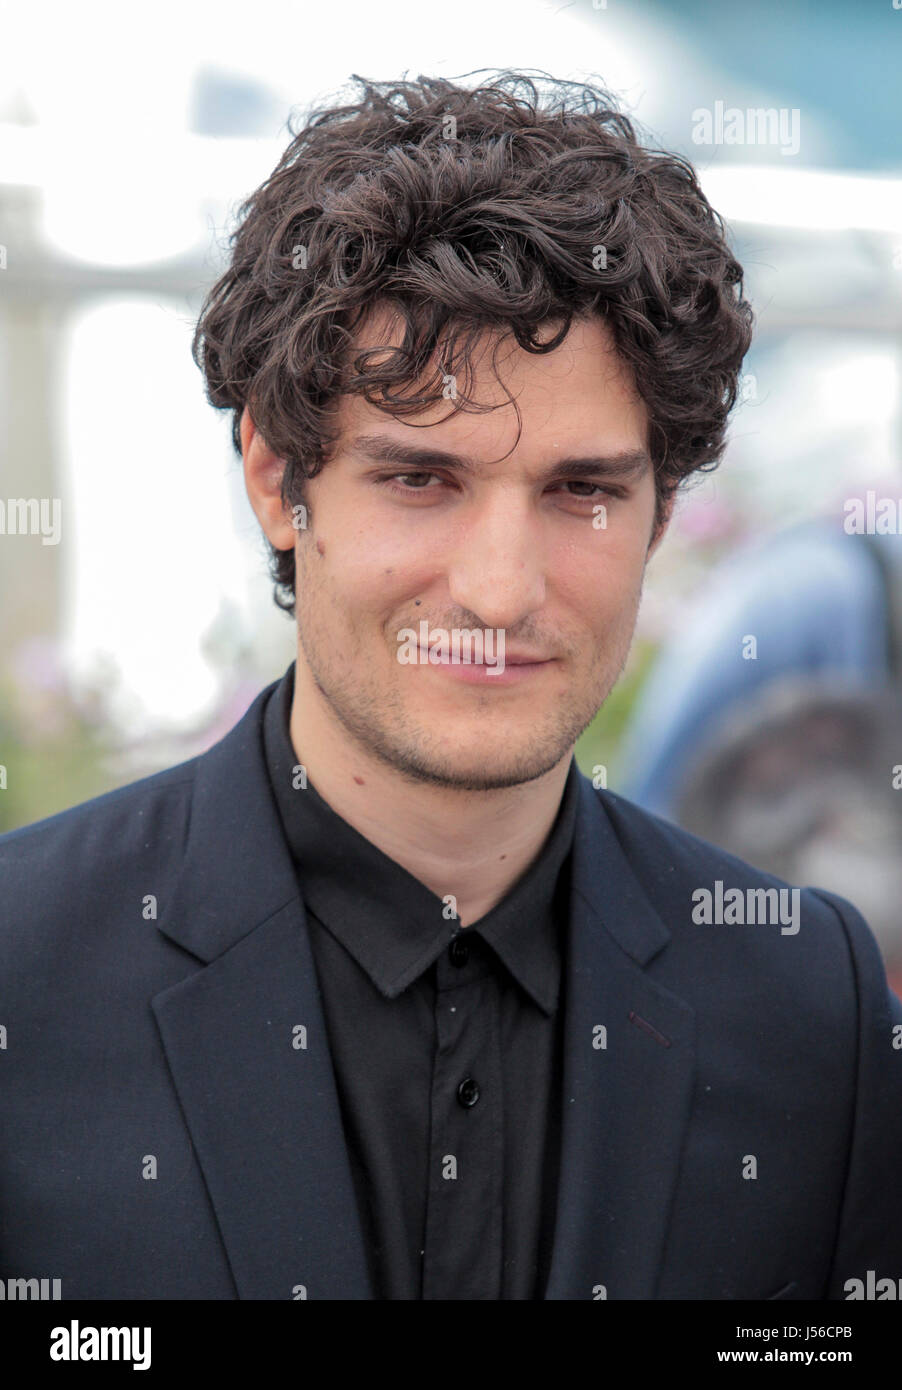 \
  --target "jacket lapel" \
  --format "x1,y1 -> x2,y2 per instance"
151,682 -> 374,1299
543,774 -> 696,1300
